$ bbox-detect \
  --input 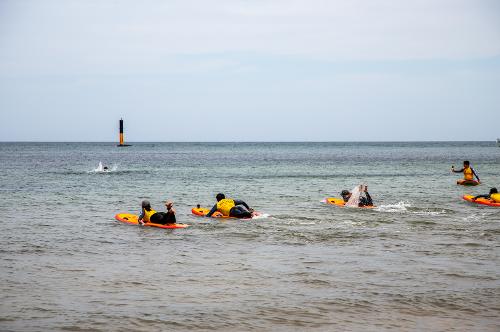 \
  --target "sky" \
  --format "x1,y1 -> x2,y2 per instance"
0,0 -> 499,142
